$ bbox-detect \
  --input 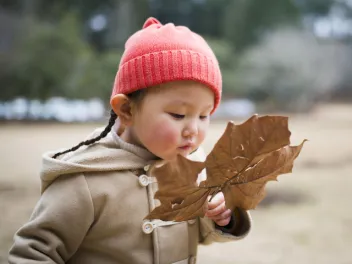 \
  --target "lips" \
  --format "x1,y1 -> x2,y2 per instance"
178,143 -> 194,150
179,145 -> 191,150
